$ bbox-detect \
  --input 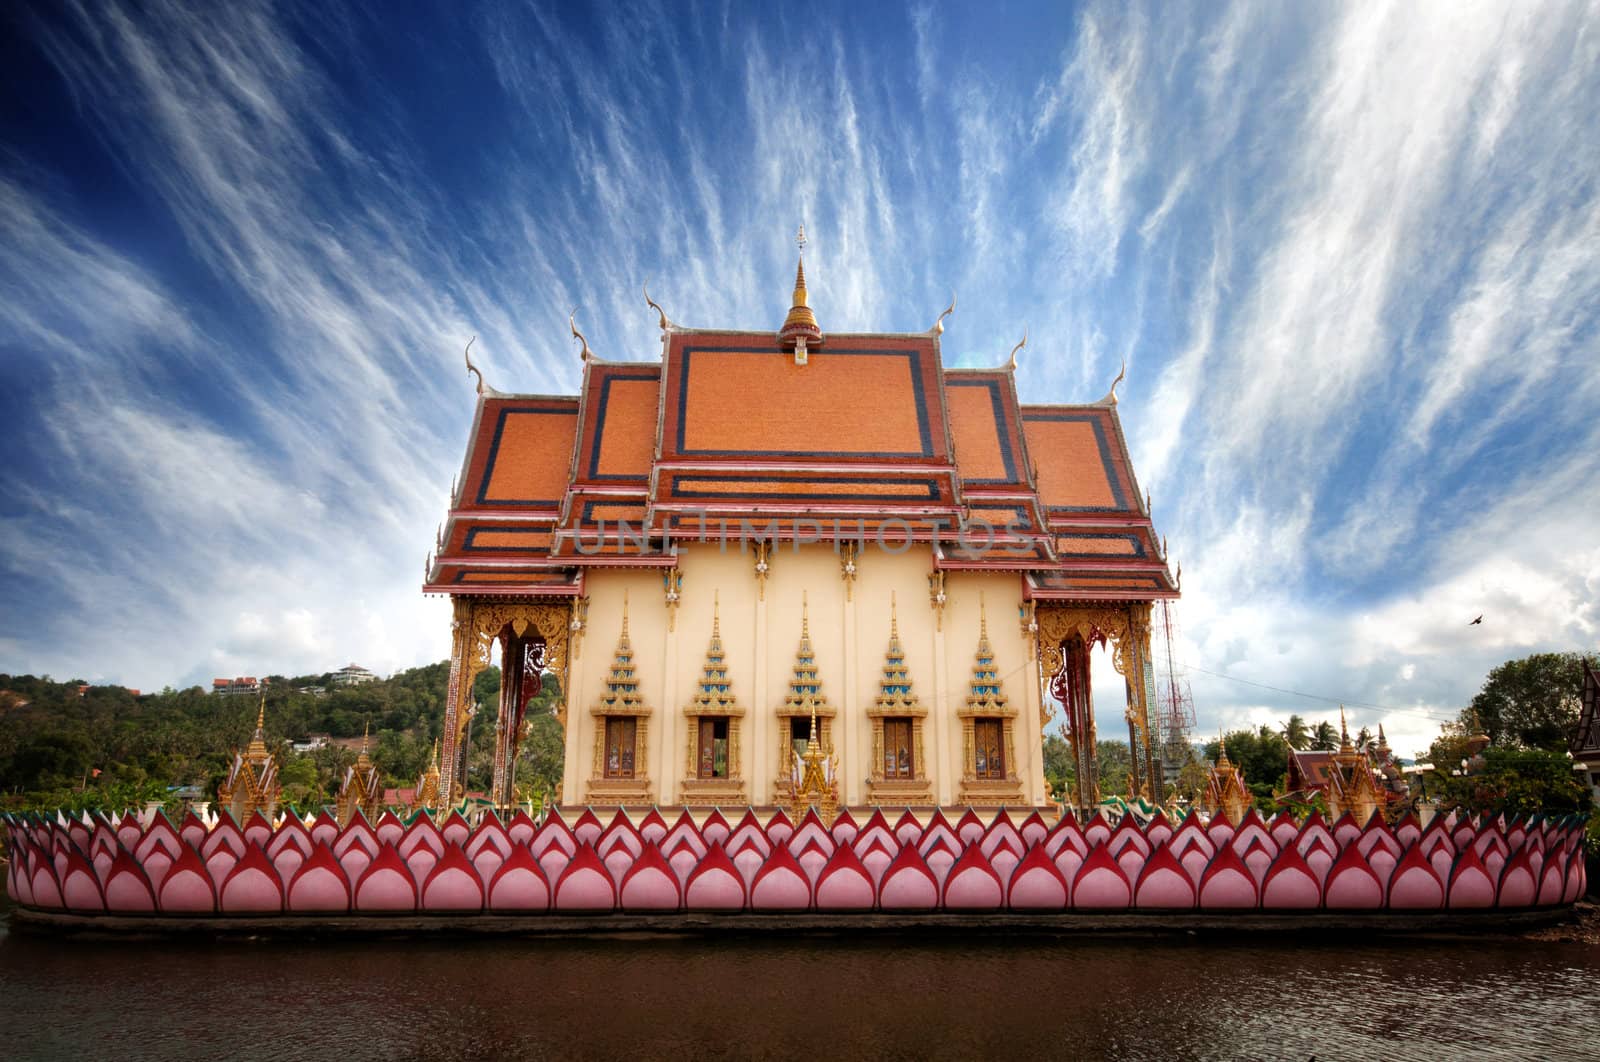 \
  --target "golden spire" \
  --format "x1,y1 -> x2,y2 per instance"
356,720 -> 372,769
1339,706 -> 1353,754
964,601 -> 1008,715
689,592 -> 741,717
621,588 -> 630,642
875,592 -> 921,716
245,691 -> 270,765
778,225 -> 823,356
1215,731 -> 1232,768
416,739 -> 442,813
